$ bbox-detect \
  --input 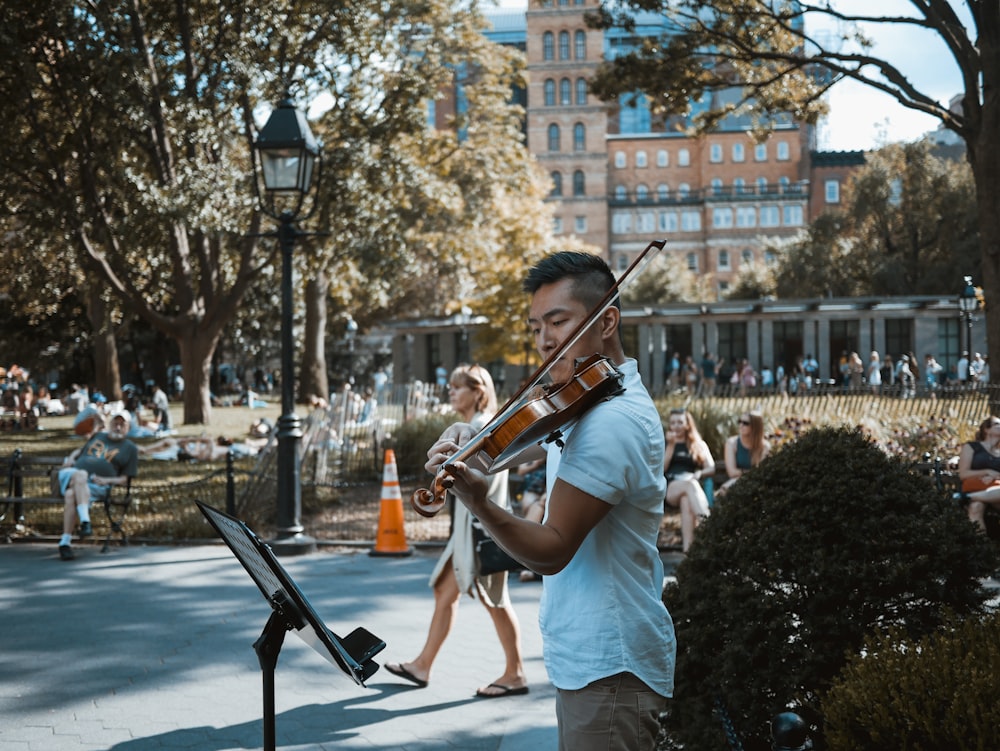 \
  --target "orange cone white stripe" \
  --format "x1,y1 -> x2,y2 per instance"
370,449 -> 412,557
